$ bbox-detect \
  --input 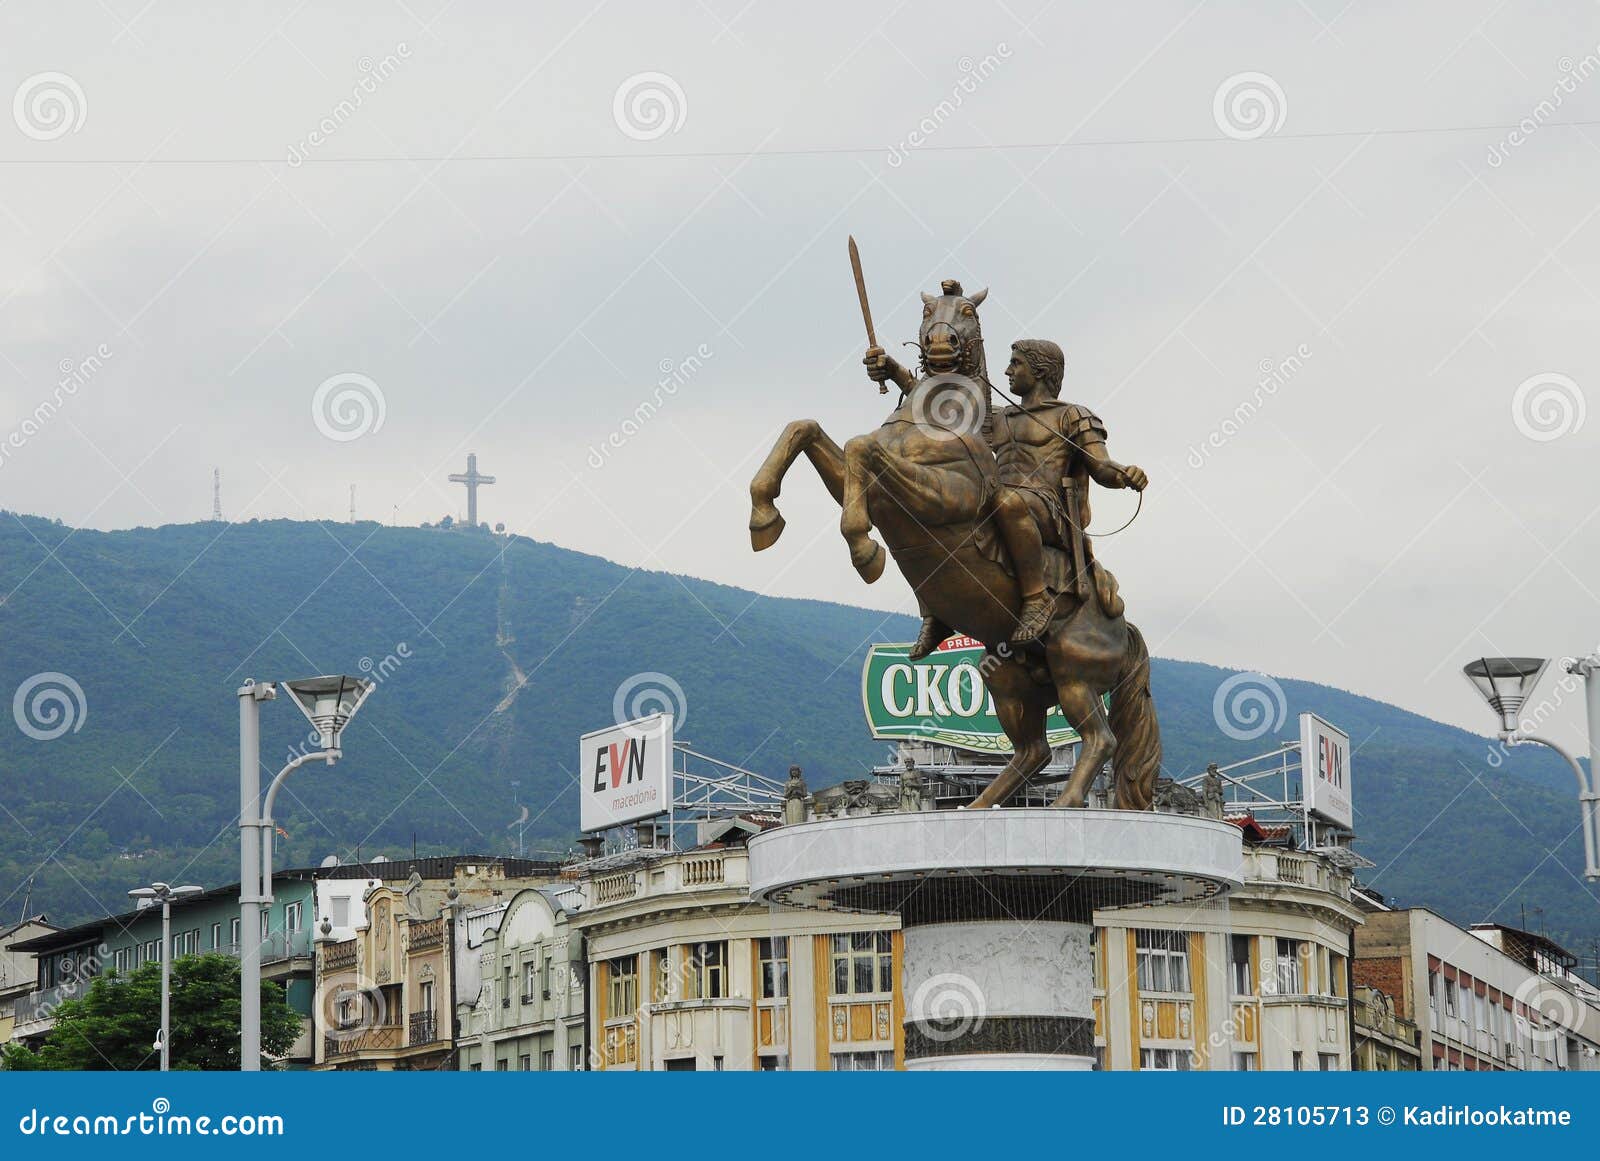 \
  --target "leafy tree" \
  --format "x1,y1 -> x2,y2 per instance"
0,953 -> 300,1071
